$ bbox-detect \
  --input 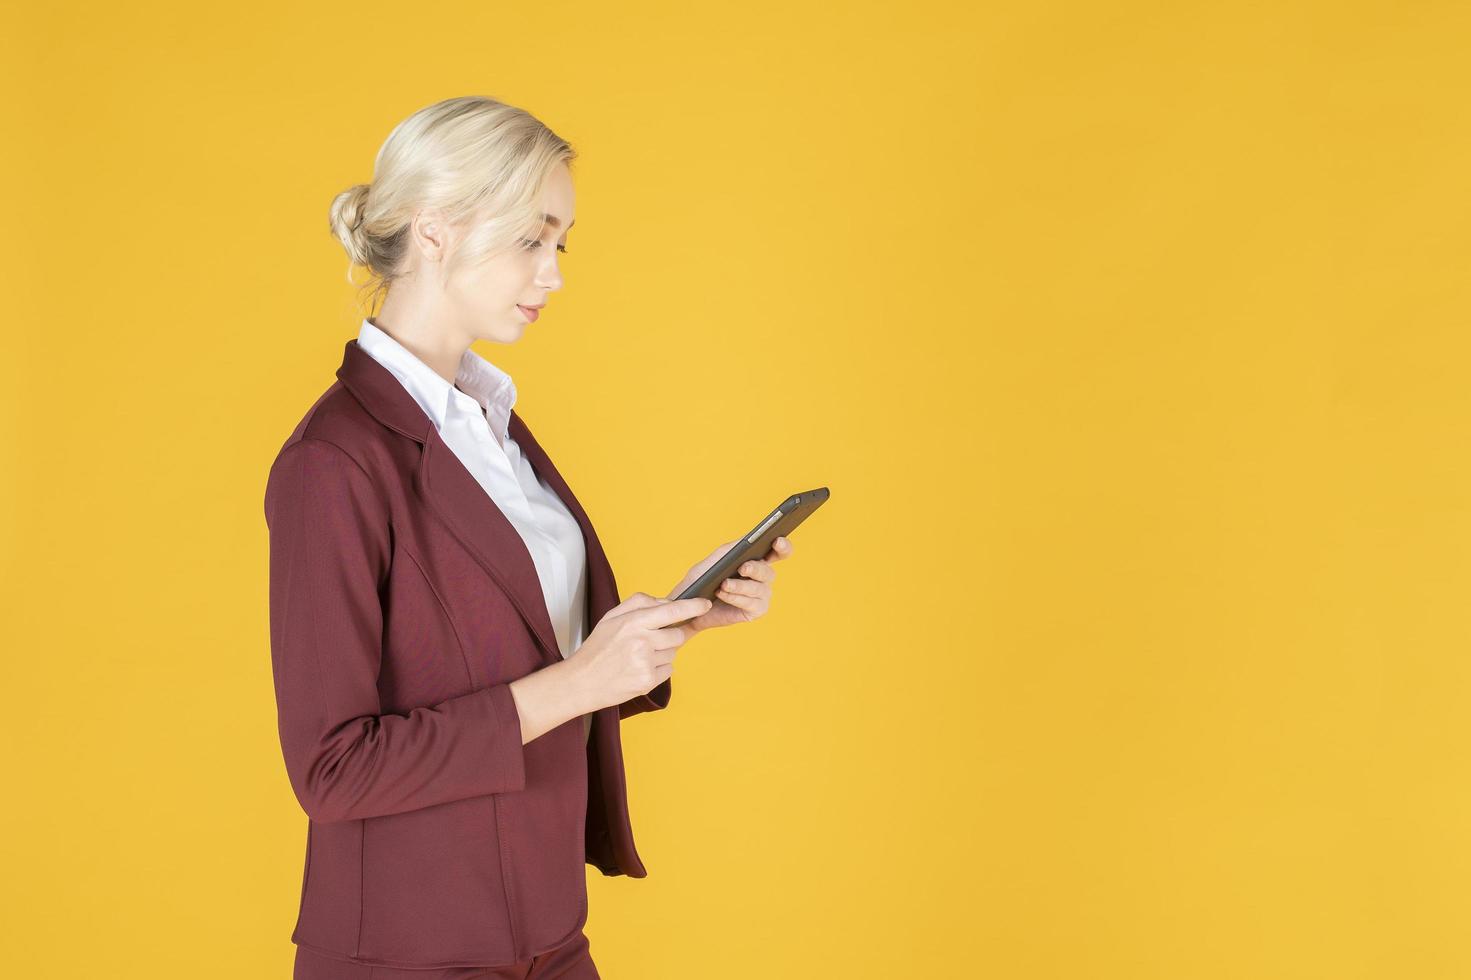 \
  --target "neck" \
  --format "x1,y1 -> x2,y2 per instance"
367,305 -> 469,387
